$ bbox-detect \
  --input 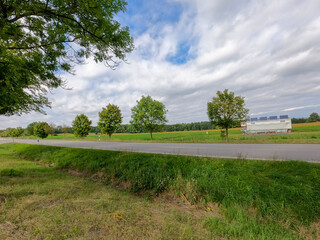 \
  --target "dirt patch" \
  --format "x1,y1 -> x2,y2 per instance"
68,169 -> 88,178
0,195 -> 7,206
36,160 -> 55,168
299,220 -> 320,240
155,191 -> 222,219
114,180 -> 132,190
0,221 -> 28,240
